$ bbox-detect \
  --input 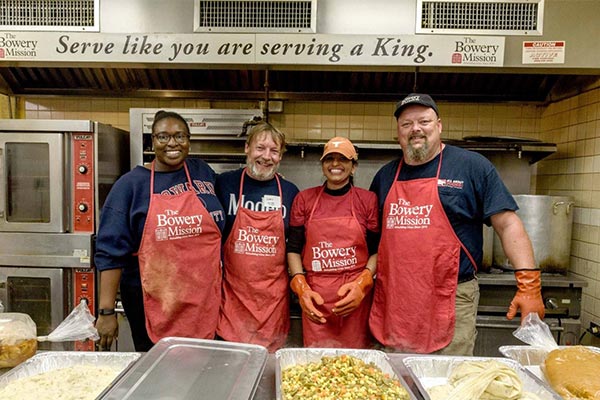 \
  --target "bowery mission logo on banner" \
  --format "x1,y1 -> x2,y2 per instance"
0,33 -> 38,58
451,37 -> 502,65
